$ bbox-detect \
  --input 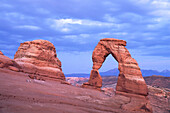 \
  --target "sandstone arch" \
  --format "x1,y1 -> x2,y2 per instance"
82,38 -> 152,112
83,38 -> 148,96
